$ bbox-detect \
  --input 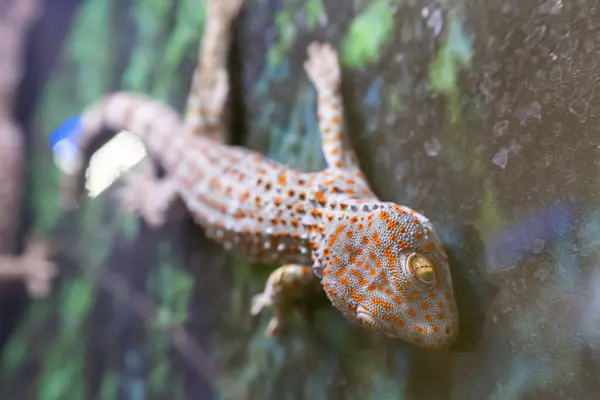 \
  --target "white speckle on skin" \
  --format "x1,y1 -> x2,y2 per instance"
277,243 -> 285,251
